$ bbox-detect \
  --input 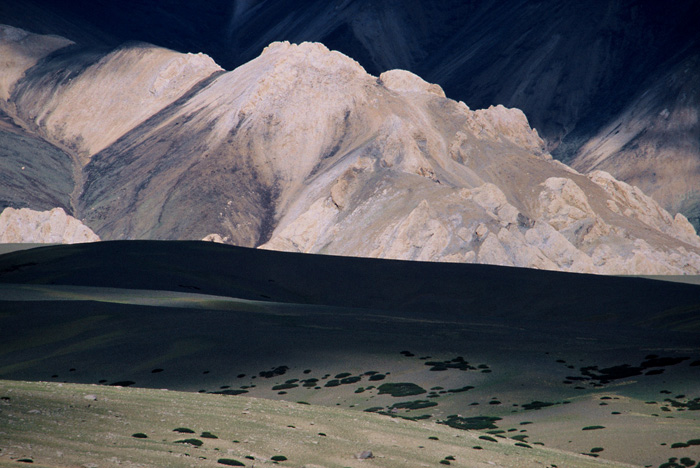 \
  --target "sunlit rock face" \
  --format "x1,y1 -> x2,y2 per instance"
2,26 -> 700,274
0,207 -> 99,243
